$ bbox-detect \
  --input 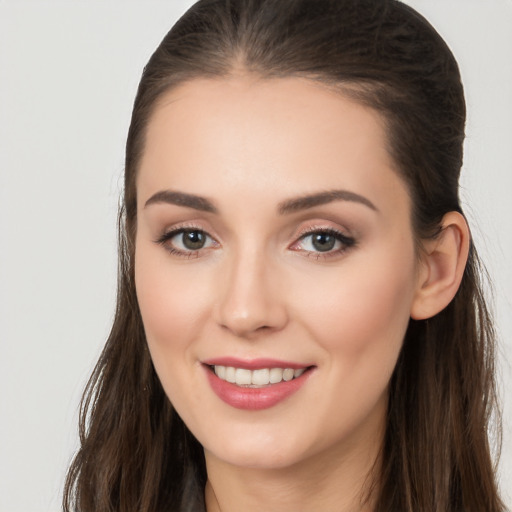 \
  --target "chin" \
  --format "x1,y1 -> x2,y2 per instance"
203,430 -> 310,470
211,448 -> 302,471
